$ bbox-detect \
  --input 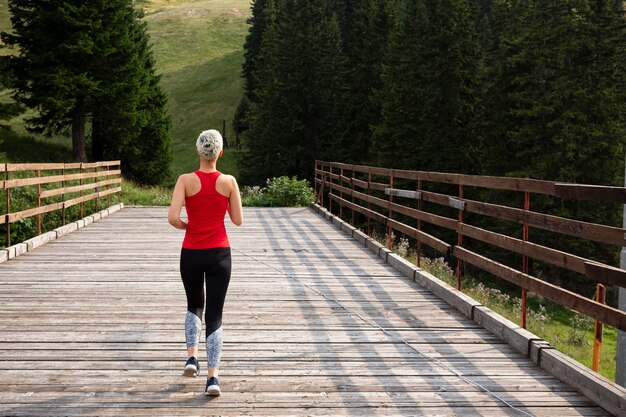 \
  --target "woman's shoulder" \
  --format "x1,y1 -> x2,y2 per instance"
178,172 -> 199,182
